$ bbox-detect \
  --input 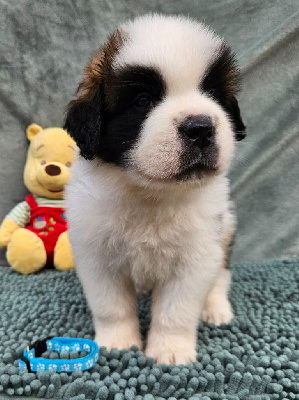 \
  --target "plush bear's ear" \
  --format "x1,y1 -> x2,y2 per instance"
64,86 -> 103,160
229,96 -> 246,141
26,123 -> 43,141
